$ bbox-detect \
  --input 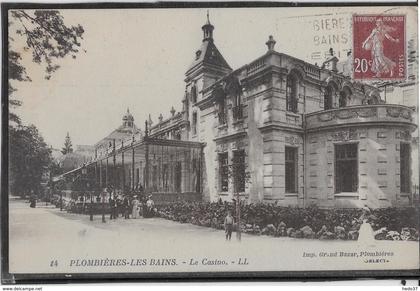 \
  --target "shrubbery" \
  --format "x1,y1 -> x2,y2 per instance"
157,201 -> 419,241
